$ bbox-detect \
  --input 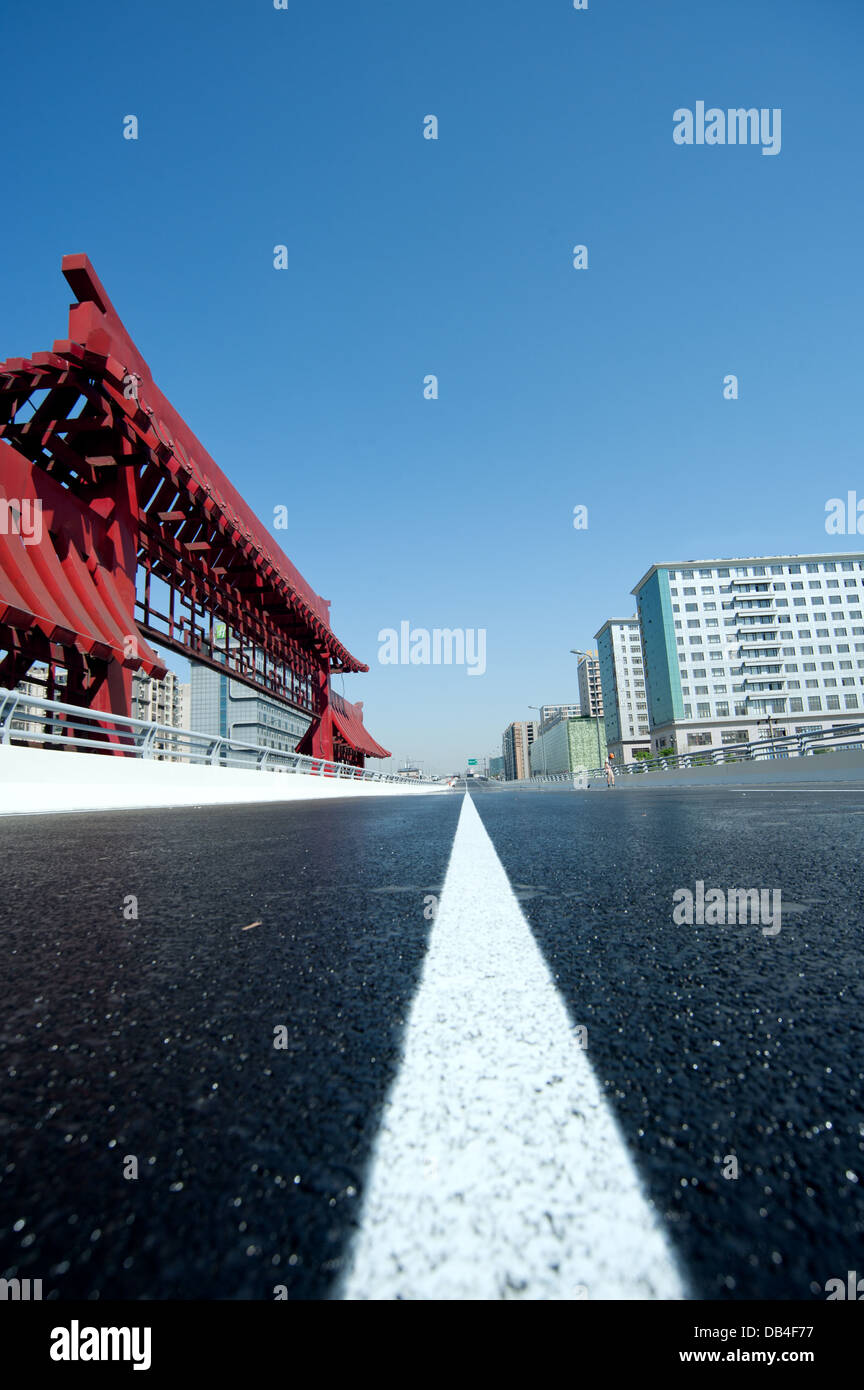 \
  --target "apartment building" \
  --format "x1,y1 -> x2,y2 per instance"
594,617 -> 651,763
576,651 -> 604,719
129,668 -> 190,760
502,720 -> 538,780
12,663 -> 67,738
633,553 -> 864,753
131,669 -> 188,729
